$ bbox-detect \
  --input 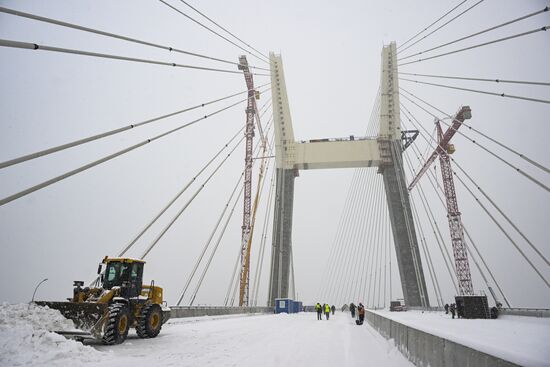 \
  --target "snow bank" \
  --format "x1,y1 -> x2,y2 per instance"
0,303 -> 104,367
